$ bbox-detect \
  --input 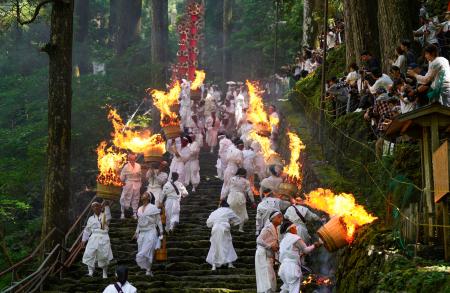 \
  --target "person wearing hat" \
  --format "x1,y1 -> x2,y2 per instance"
134,192 -> 163,276
161,172 -> 189,232
206,200 -> 241,271
146,161 -> 169,208
184,134 -> 201,192
120,152 -> 142,220
278,221 -> 322,293
255,210 -> 283,293
255,189 -> 283,236
205,111 -> 221,153
81,200 -> 113,279
221,168 -> 255,232
102,265 -> 137,293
